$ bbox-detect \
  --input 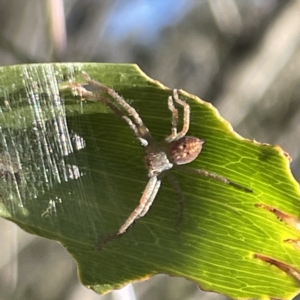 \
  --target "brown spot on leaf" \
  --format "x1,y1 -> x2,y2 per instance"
255,253 -> 300,281
255,203 -> 300,230
284,239 -> 300,251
